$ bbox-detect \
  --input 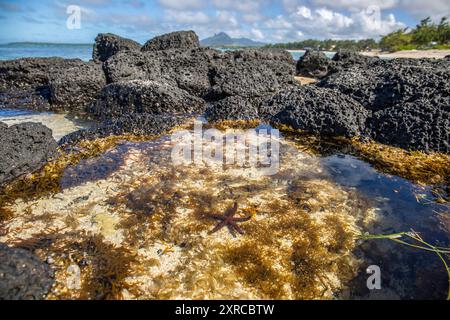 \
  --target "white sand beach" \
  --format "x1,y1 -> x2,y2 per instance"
361,49 -> 450,59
